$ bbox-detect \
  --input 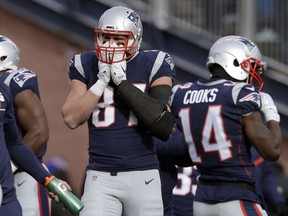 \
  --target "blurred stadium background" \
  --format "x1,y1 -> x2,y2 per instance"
1,0 -> 288,195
